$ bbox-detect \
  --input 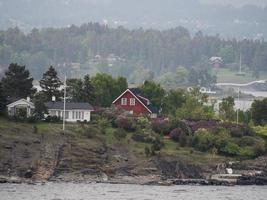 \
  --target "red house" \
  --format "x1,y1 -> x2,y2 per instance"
112,88 -> 158,118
